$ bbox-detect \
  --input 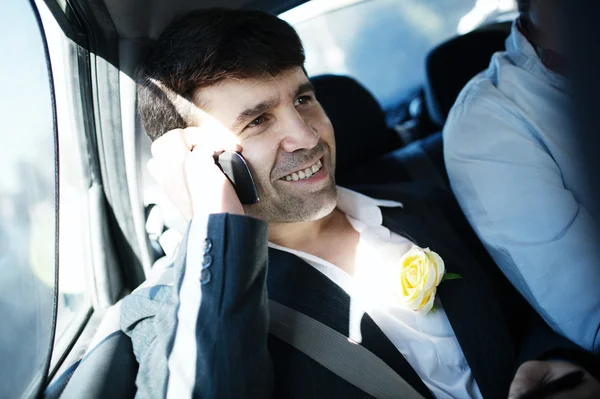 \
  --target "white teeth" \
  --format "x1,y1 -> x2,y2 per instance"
282,159 -> 323,181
